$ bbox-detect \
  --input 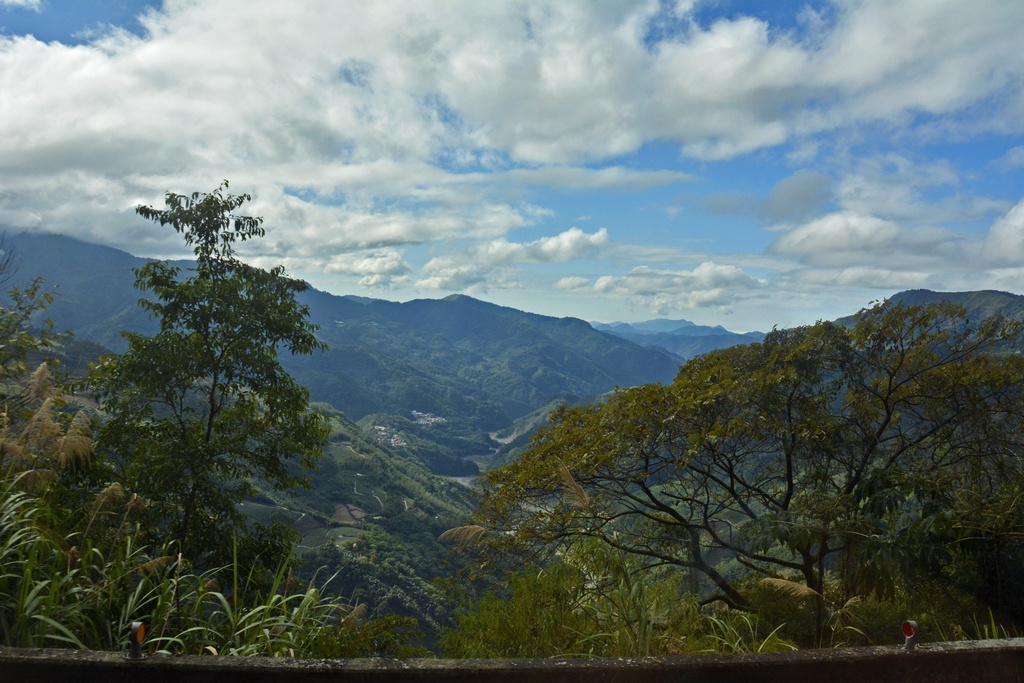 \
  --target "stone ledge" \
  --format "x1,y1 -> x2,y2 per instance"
3,638 -> 1024,683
